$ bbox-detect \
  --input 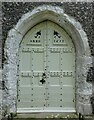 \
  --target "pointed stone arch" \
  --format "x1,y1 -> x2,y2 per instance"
4,5 -> 92,115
